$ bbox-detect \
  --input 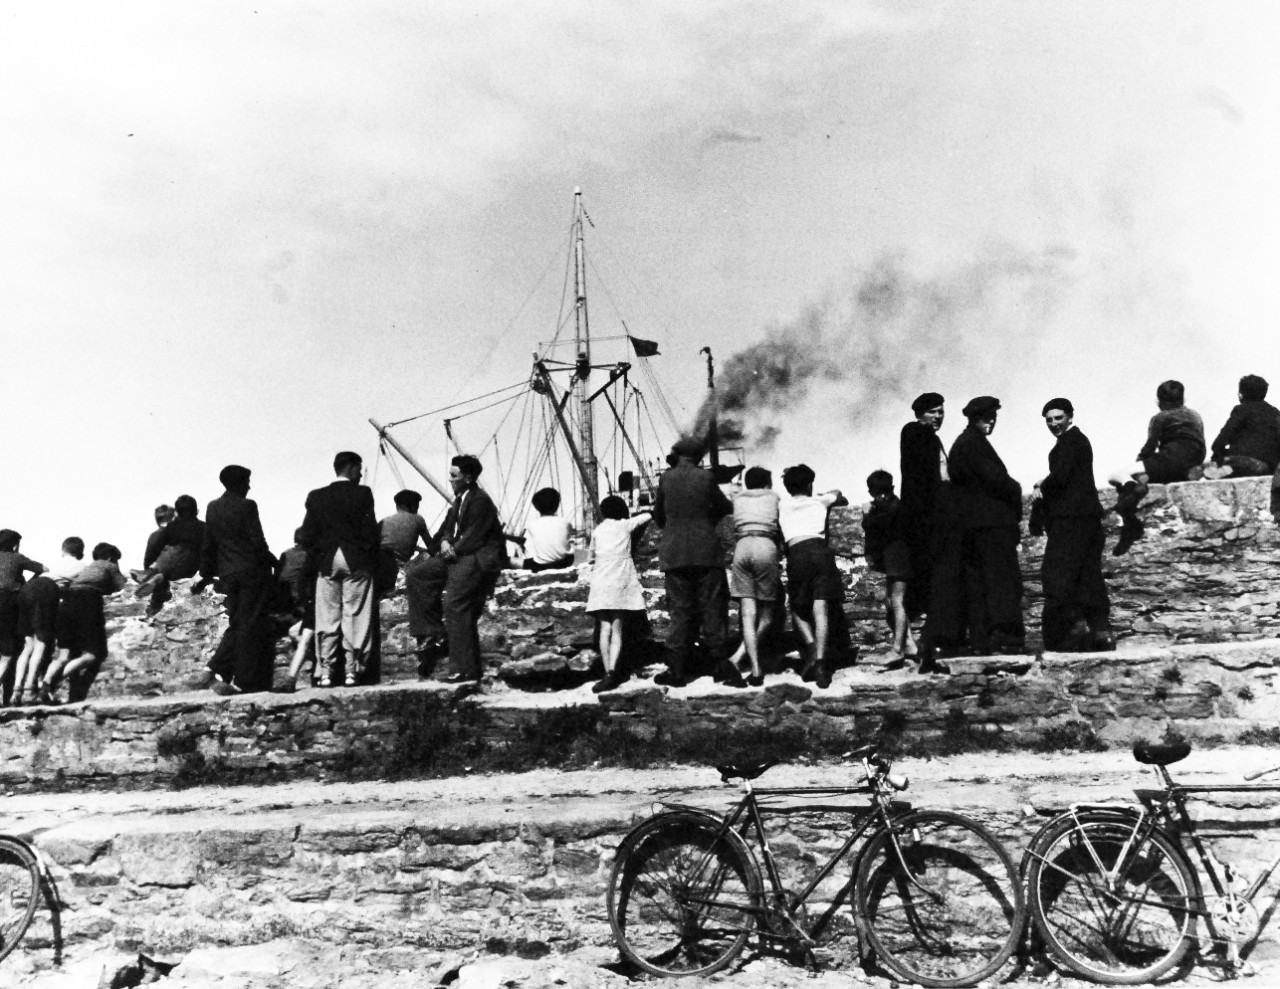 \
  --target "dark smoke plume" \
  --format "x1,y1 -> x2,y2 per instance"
696,244 -> 1077,448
